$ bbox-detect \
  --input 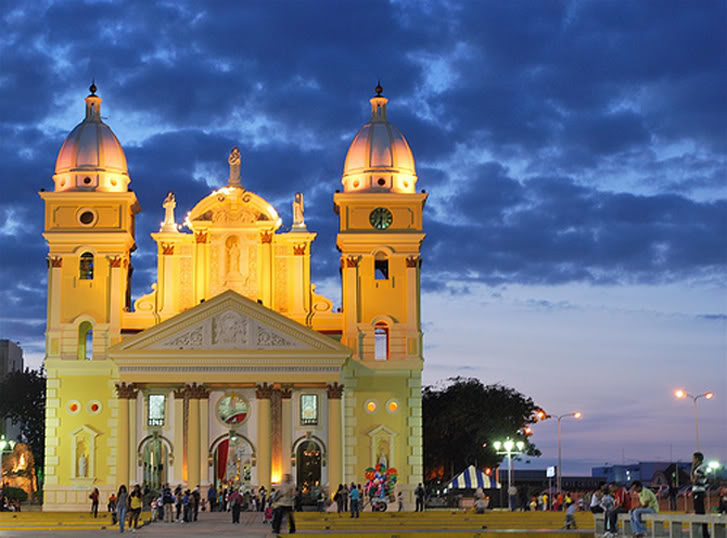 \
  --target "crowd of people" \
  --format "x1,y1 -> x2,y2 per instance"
0,483 -> 22,512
